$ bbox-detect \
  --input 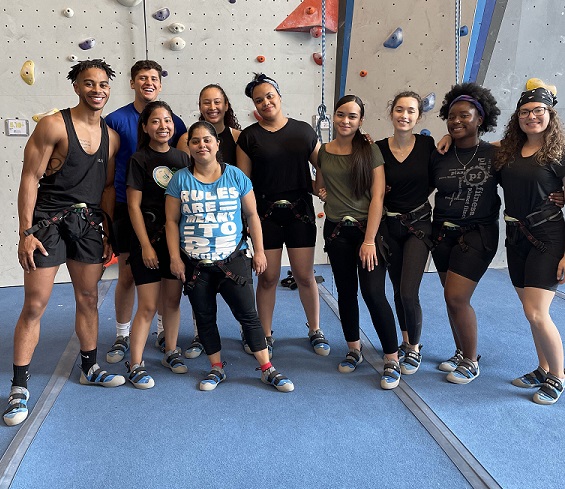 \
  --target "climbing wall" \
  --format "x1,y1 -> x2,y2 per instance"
344,0 -> 477,144
0,0 -> 337,286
